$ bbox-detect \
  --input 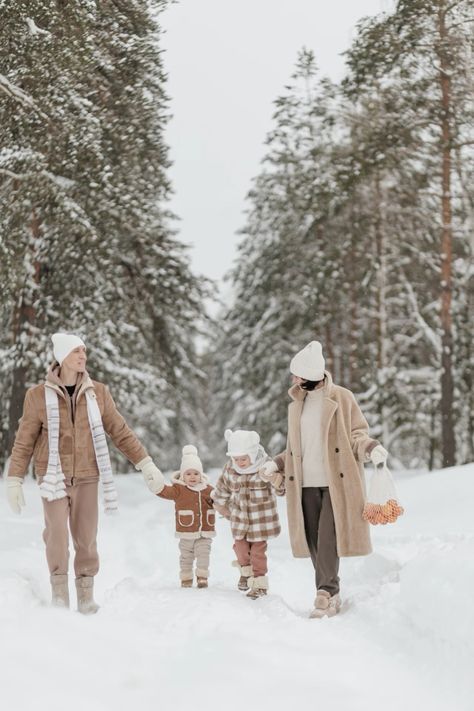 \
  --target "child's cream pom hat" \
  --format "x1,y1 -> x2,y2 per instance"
180,445 -> 203,475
